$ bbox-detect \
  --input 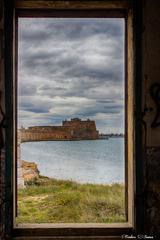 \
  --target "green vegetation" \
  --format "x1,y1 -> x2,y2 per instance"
16,176 -> 125,223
